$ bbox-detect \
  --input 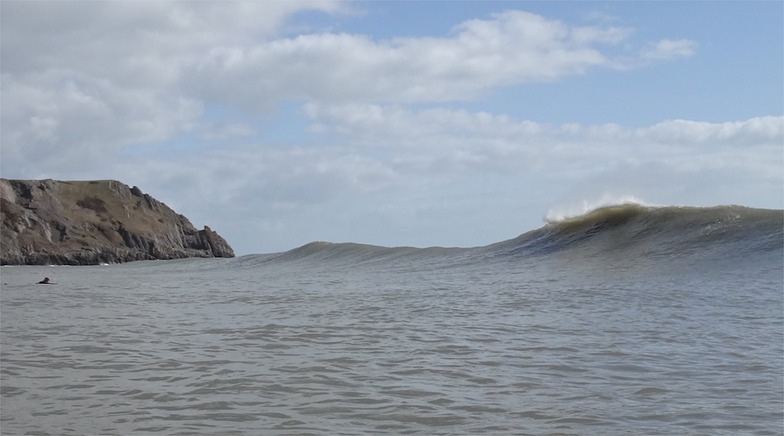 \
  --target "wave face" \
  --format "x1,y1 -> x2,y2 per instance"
496,204 -> 783,258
